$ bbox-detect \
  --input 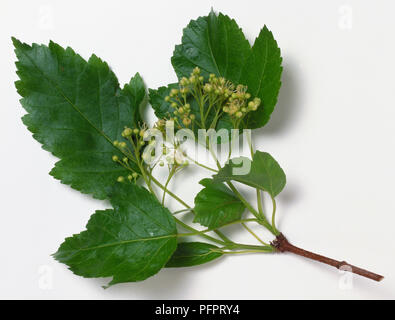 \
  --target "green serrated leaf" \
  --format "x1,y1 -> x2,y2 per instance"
149,83 -> 179,119
13,38 -> 142,199
212,151 -> 286,197
171,10 -> 251,83
166,242 -> 223,268
193,178 -> 245,228
54,183 -> 177,287
239,27 -> 283,128
123,72 -> 146,125
170,12 -> 282,130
